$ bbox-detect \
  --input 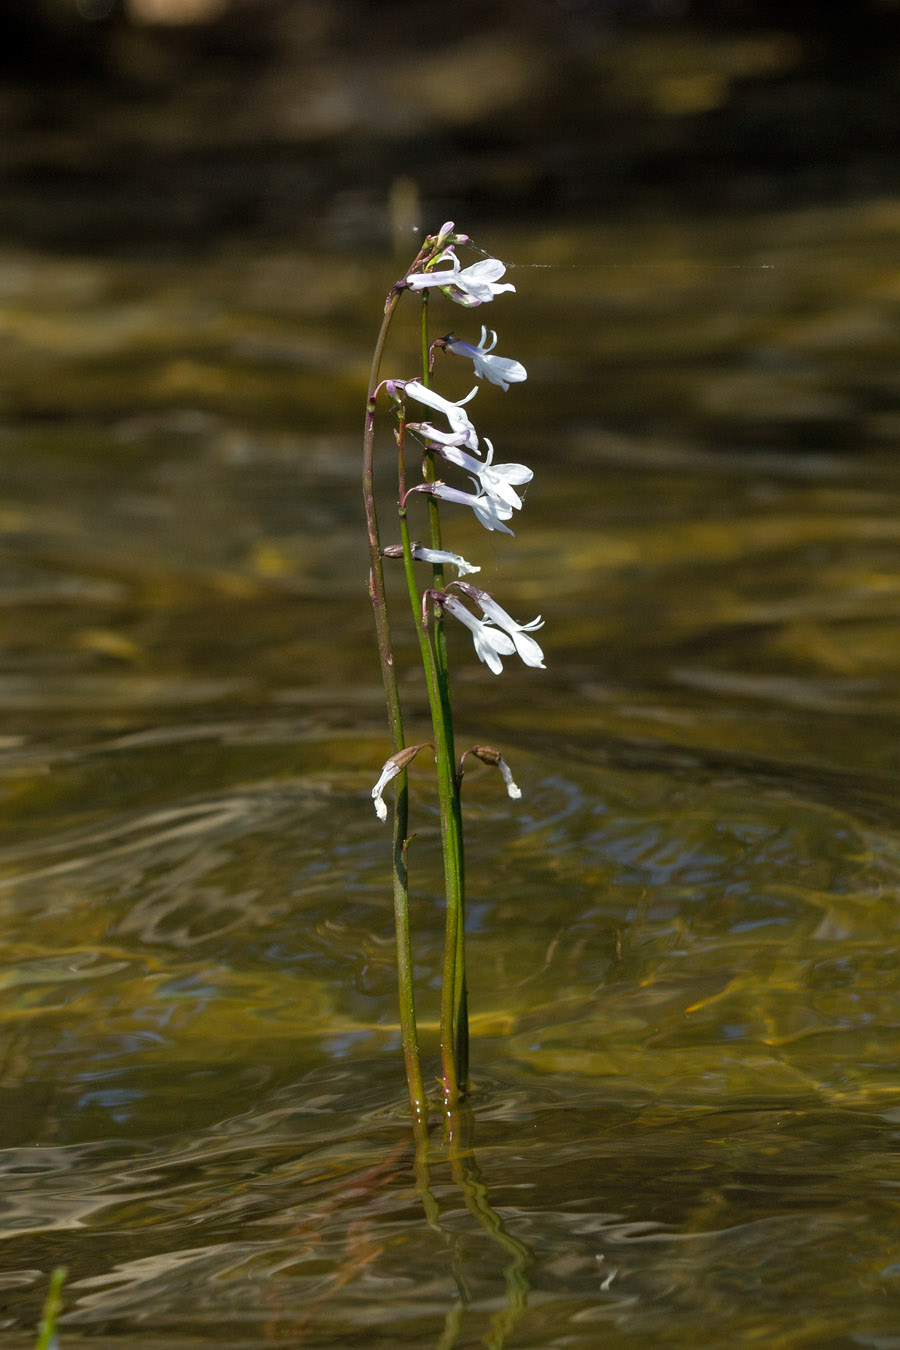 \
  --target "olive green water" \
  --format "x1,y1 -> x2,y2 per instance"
3,207 -> 900,1348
